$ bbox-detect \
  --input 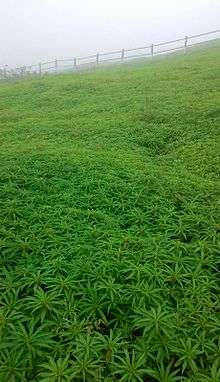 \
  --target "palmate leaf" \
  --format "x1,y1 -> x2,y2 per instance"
7,319 -> 56,360
0,349 -> 27,382
95,329 -> 127,363
151,335 -> 175,364
132,305 -> 176,341
197,359 -> 220,382
195,331 -> 217,361
0,307 -> 25,336
146,361 -> 184,382
46,274 -> 78,296
25,287 -> 63,323
0,268 -> 20,292
165,244 -> 194,273
163,263 -> 187,288
96,276 -> 123,304
44,257 -> 70,276
0,289 -> 23,313
62,317 -> 86,342
133,337 -> 156,363
75,333 -> 100,358
50,283 -> 81,320
38,355 -> 74,382
121,260 -> 153,283
79,285 -> 108,322
112,349 -> 149,382
173,338 -> 203,374
70,353 -> 102,382
125,280 -> 162,308
19,269 -> 52,291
